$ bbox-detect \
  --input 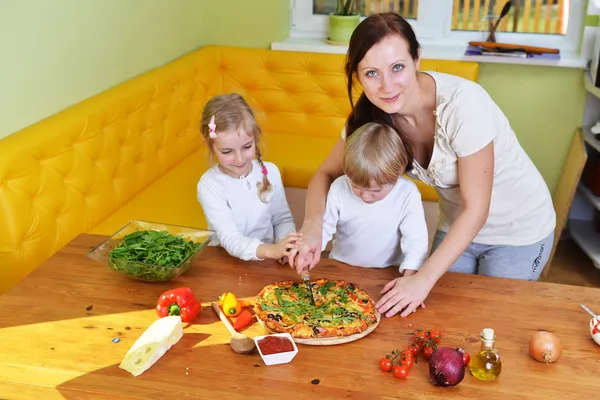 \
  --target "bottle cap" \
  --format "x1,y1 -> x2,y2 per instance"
482,328 -> 495,340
